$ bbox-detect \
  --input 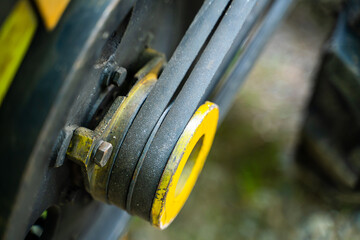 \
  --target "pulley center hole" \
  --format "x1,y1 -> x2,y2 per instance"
175,135 -> 204,197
